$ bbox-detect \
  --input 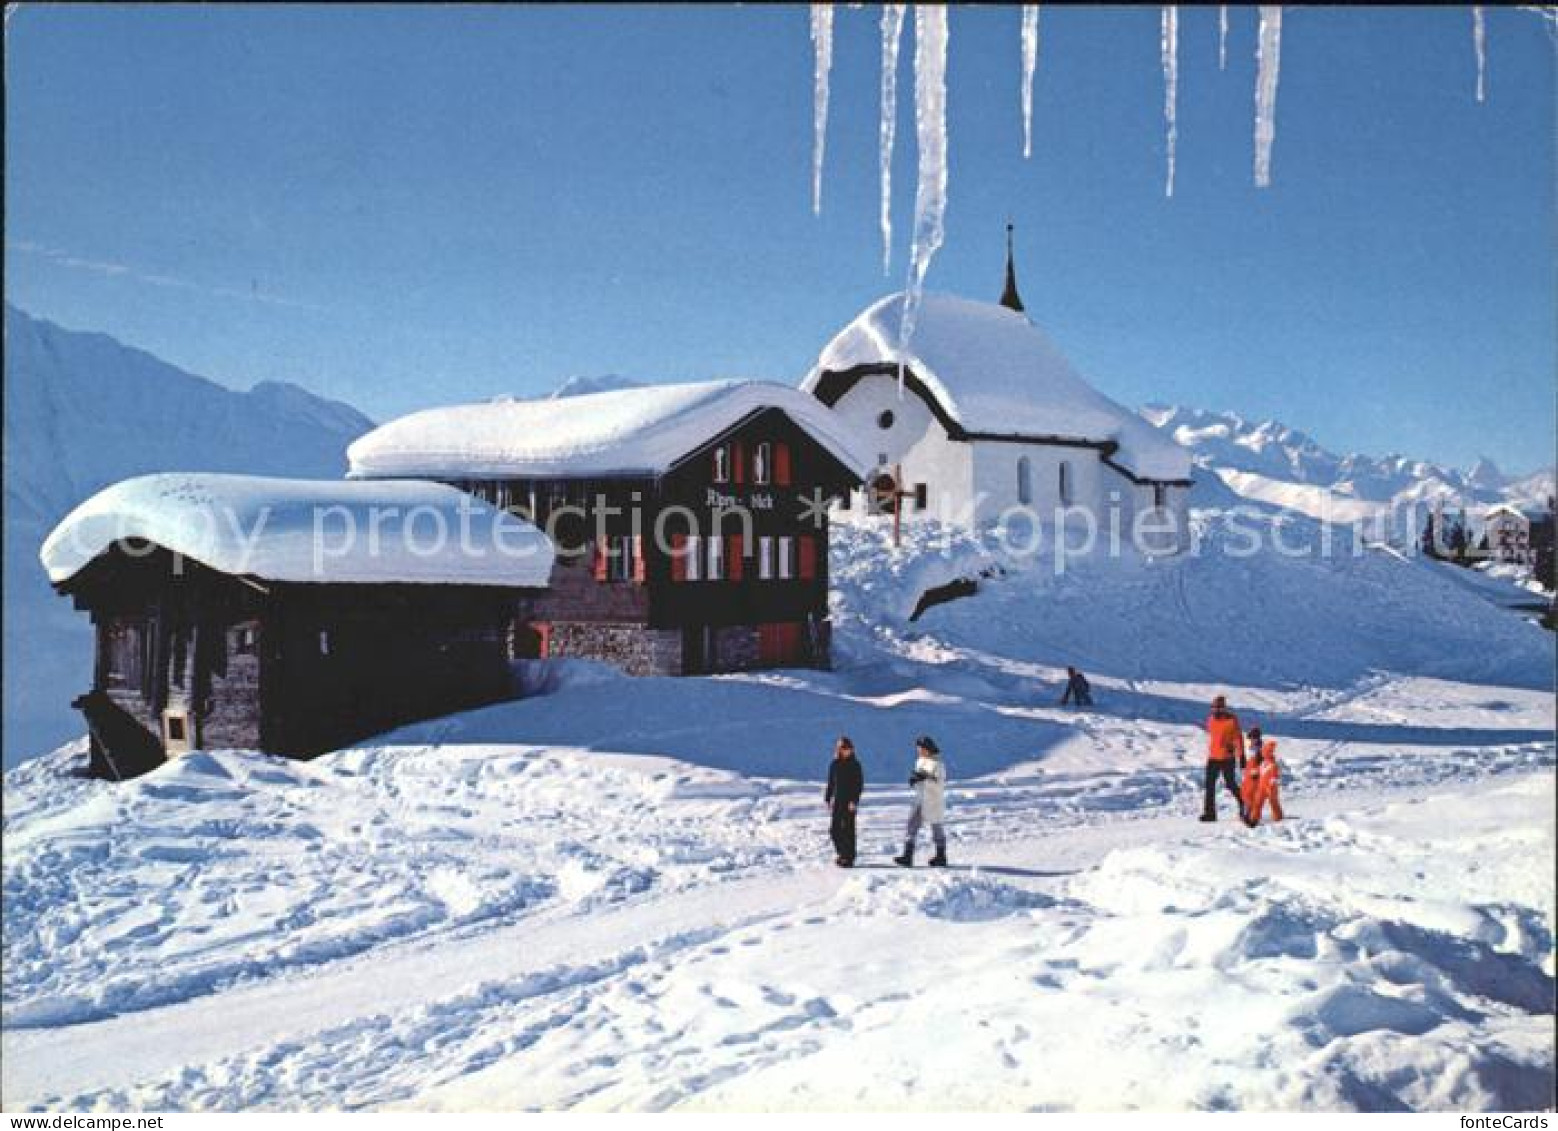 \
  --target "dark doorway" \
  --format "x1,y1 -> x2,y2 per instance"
682,624 -> 718,674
